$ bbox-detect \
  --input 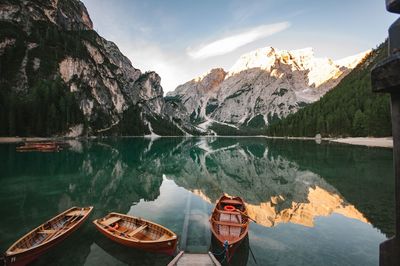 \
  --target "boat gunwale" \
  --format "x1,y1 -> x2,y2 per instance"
5,206 -> 93,256
93,212 -> 177,244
